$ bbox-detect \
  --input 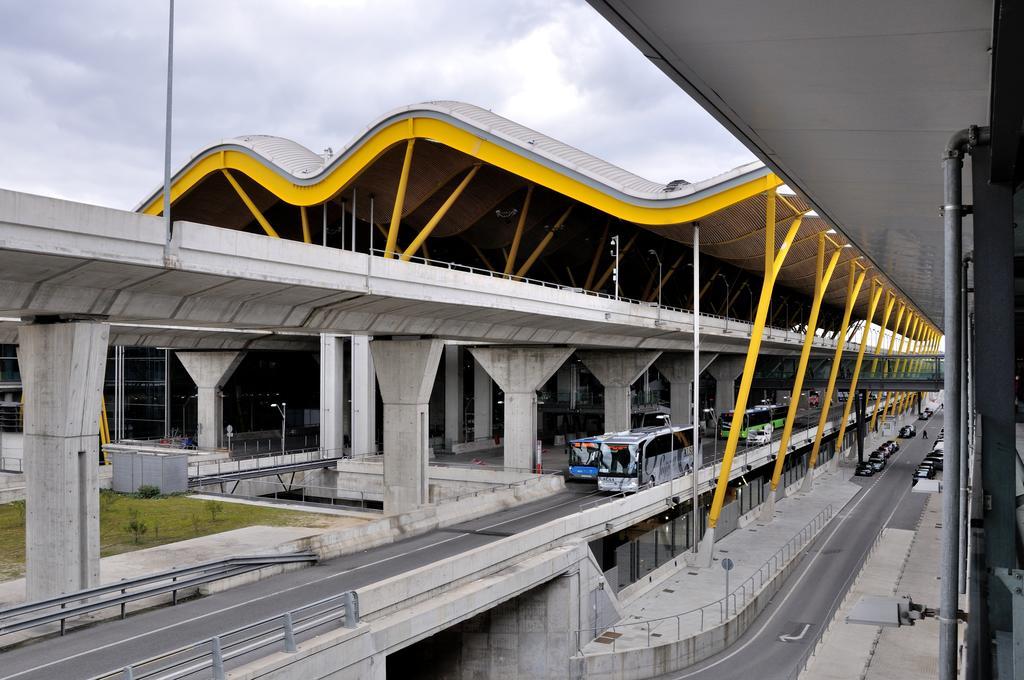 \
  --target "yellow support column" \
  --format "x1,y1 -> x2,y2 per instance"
504,185 -> 534,275
300,206 -> 312,244
763,234 -> 840,519
700,191 -> 805,564
871,299 -> 904,431
515,206 -> 573,278
883,310 -> 914,422
402,165 -> 480,261
385,139 -> 415,259
805,263 -> 867,482
833,279 -> 884,465
222,169 -> 280,238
